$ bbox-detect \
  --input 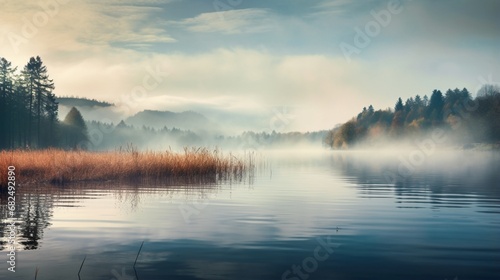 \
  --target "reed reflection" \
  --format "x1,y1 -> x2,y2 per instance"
0,172 -> 252,251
